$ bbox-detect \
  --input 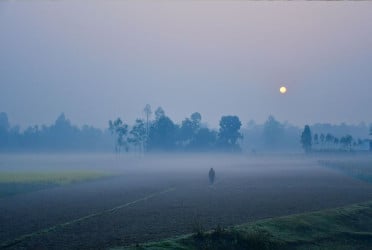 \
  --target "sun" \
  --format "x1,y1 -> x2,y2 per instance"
279,86 -> 287,94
